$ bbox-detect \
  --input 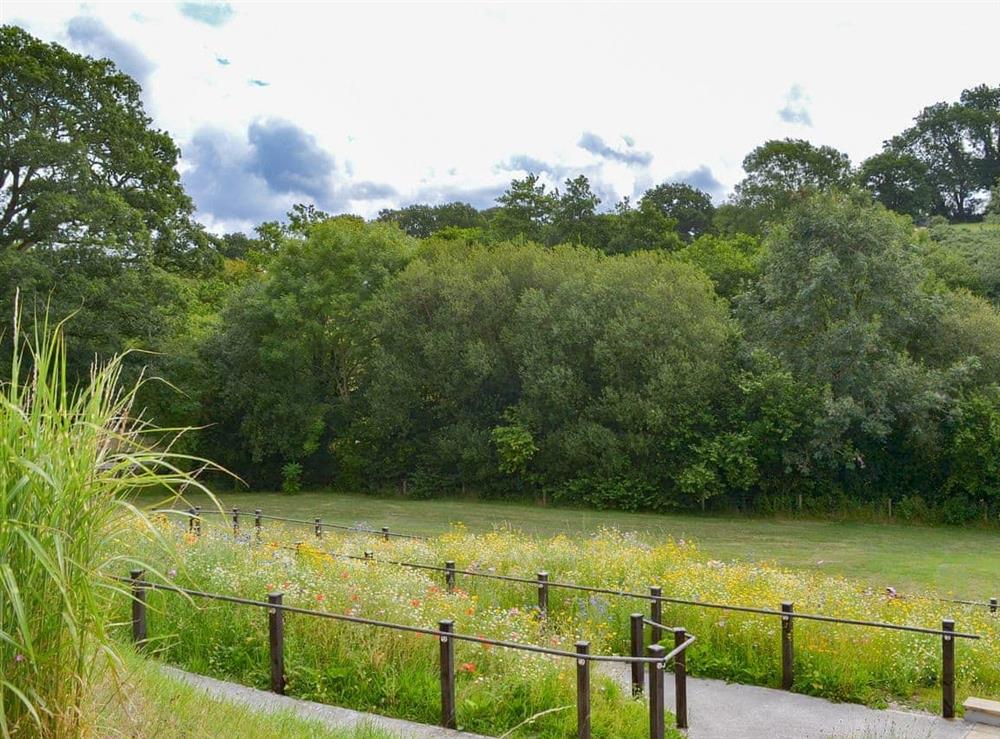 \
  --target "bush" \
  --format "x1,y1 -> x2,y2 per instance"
281,462 -> 303,494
